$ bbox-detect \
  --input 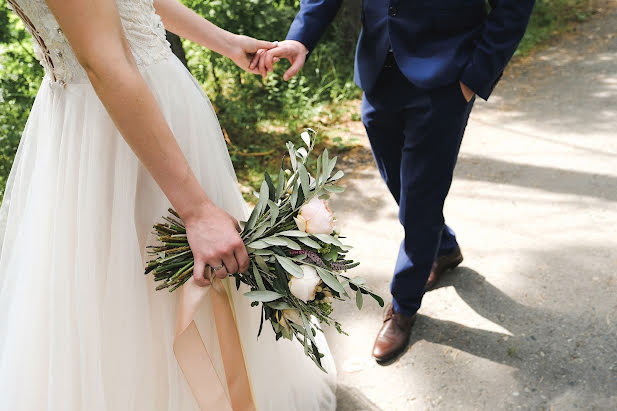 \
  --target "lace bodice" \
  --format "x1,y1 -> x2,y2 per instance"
7,0 -> 171,87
